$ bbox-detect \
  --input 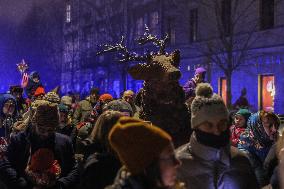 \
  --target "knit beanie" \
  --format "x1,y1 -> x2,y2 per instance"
44,92 -> 60,104
58,103 -> 69,113
236,109 -> 251,122
109,117 -> 172,175
191,83 -> 228,129
61,96 -> 72,106
105,99 -> 133,116
32,103 -> 59,129
99,93 -> 113,102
